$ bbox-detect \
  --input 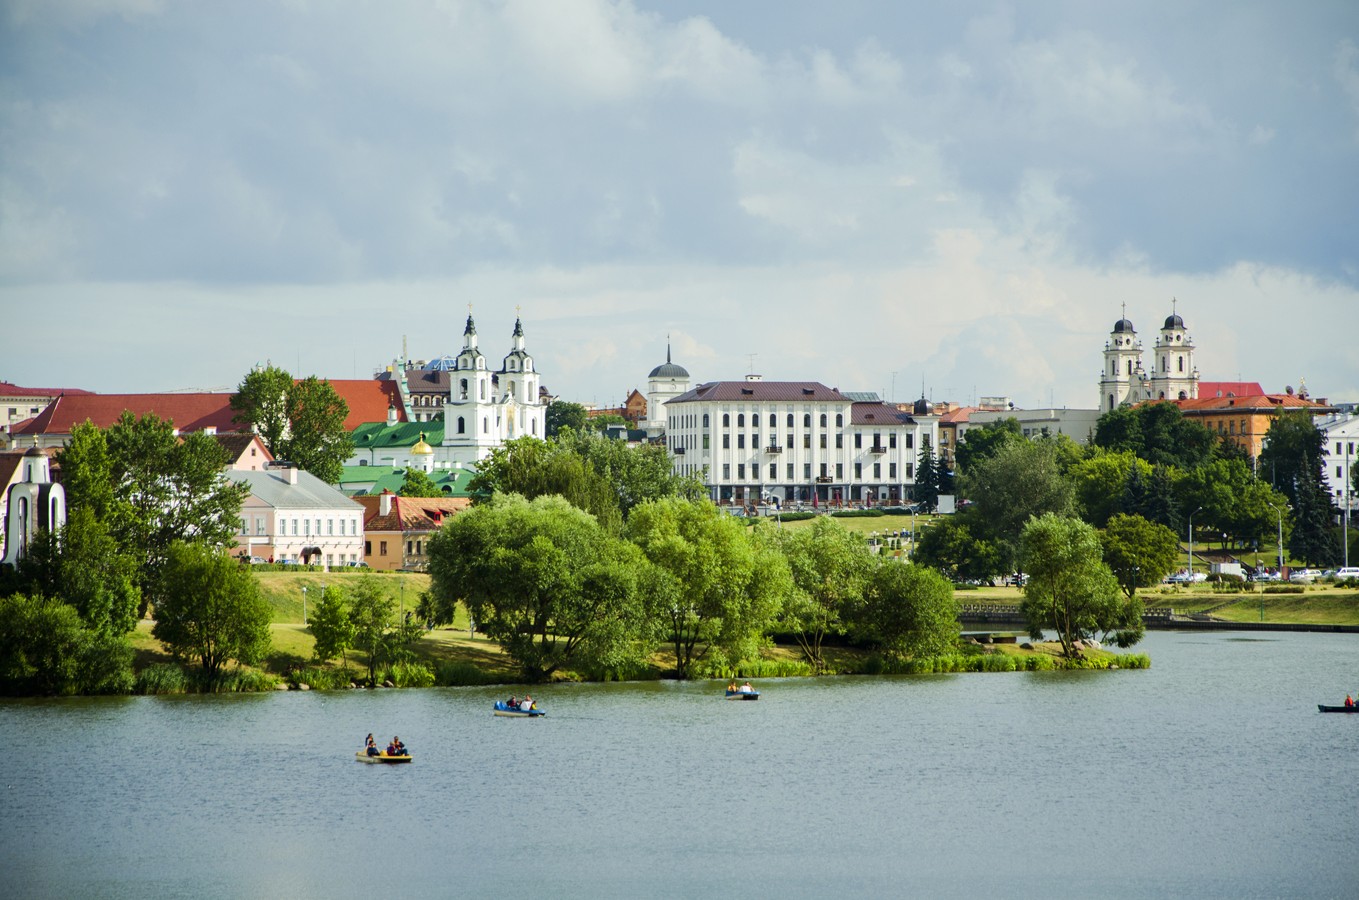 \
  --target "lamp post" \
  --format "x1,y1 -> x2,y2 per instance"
301,586 -> 308,626
1188,506 -> 1203,581
1270,503 -> 1284,574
